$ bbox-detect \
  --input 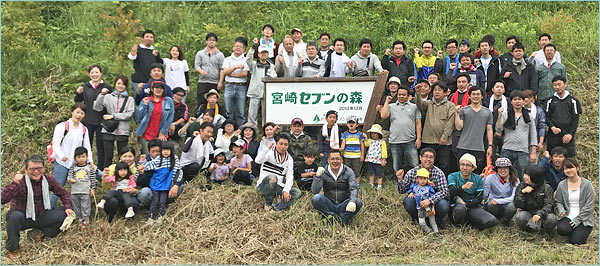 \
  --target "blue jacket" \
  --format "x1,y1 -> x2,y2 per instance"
135,79 -> 173,105
537,155 -> 565,191
135,96 -> 175,138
